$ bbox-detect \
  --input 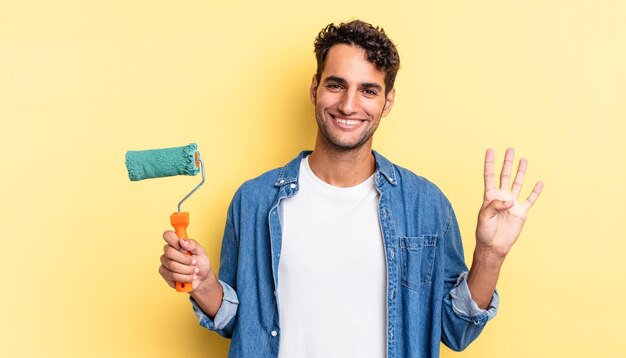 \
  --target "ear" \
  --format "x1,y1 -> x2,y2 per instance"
381,87 -> 396,117
310,74 -> 318,104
